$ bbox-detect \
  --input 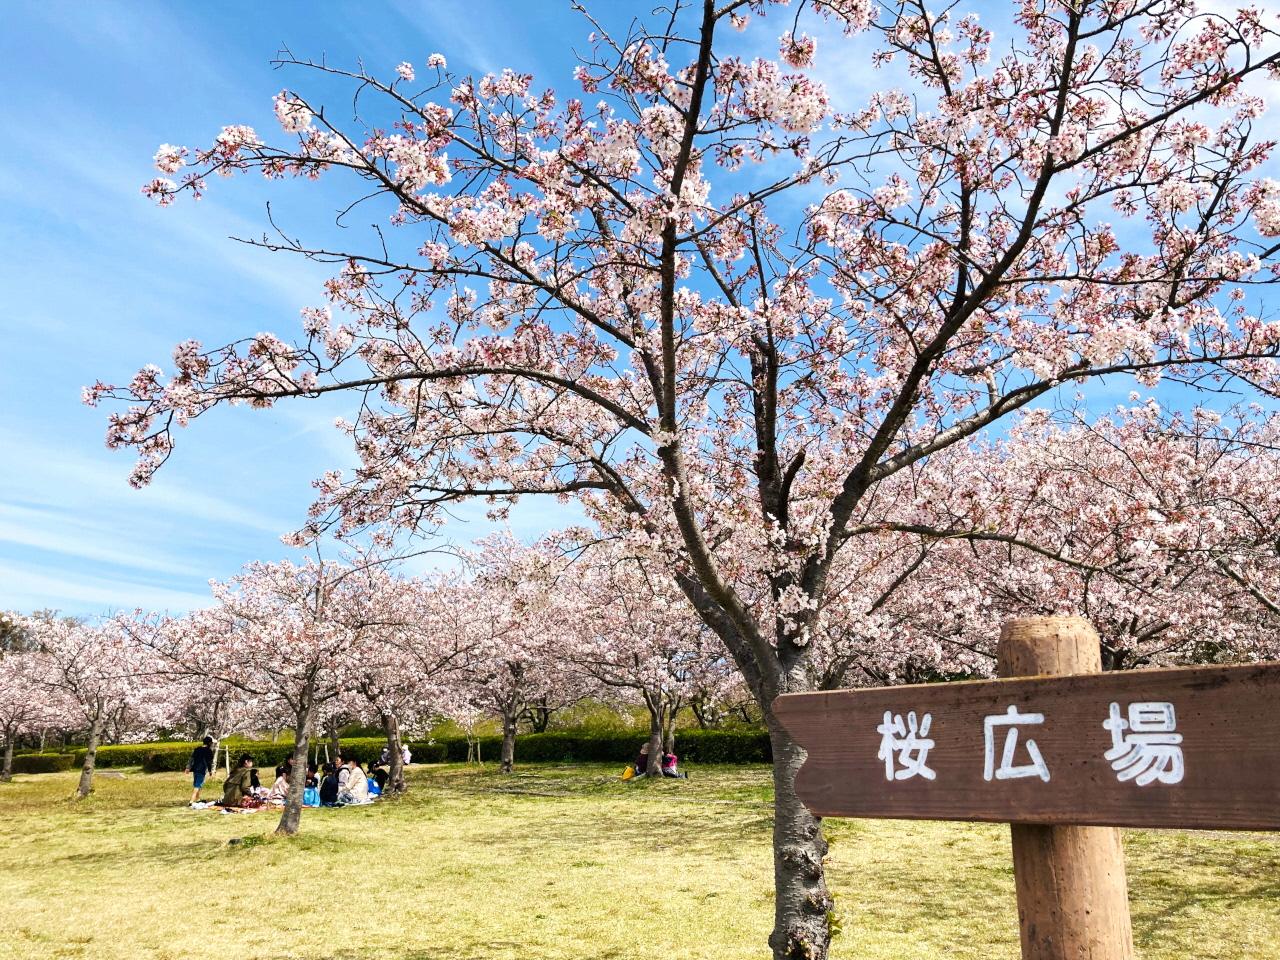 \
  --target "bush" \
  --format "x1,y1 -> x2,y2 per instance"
10,753 -> 76,774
